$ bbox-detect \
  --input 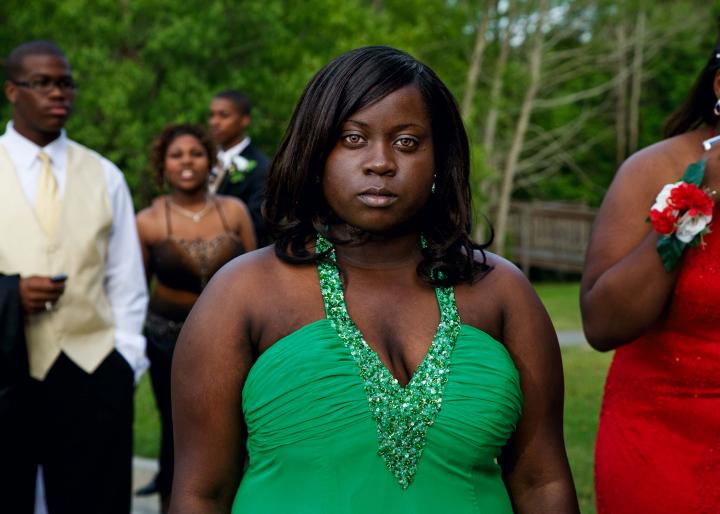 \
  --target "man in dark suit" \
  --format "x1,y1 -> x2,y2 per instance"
208,90 -> 271,244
